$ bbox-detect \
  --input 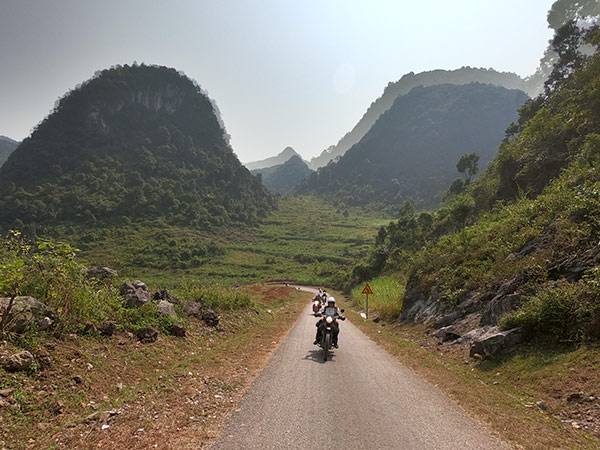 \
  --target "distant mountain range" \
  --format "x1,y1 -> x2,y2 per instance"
0,64 -> 274,228
298,82 -> 528,209
245,146 -> 304,170
251,155 -> 313,194
0,136 -> 19,167
308,67 -> 534,169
